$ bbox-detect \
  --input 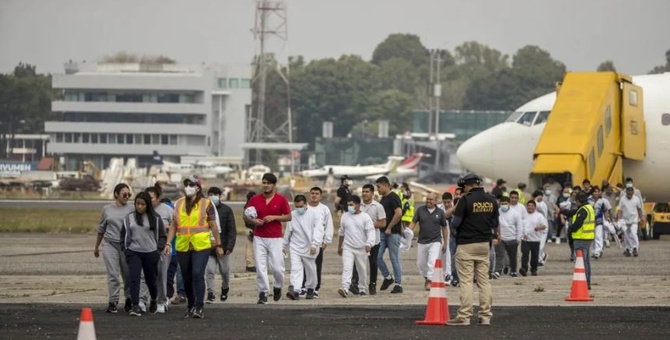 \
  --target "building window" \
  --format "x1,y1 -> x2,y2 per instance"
116,93 -> 143,103
85,92 -> 108,102
56,133 -> 63,143
82,133 -> 89,143
240,78 -> 251,88
218,78 -> 227,88
100,134 -> 107,144
169,135 -> 177,145
152,134 -> 160,144
605,105 -> 612,136
161,135 -> 169,145
108,134 -> 116,144
73,133 -> 81,143
597,126 -> 604,157
134,134 -> 142,144
124,134 -> 133,144
182,93 -> 196,103
65,133 -> 72,143
228,78 -> 239,89
589,148 -> 596,178
91,134 -> 98,144
143,134 -> 151,145
158,93 -> 180,103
